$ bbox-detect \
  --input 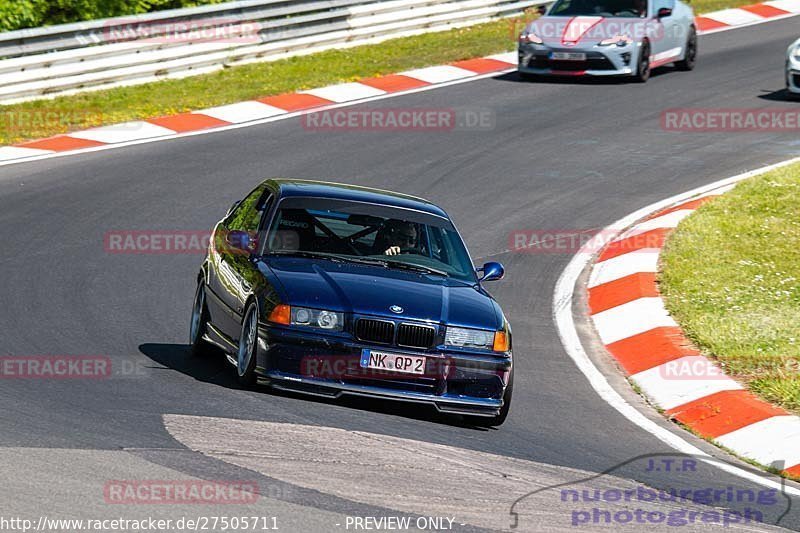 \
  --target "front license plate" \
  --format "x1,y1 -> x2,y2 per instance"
360,349 -> 426,375
551,52 -> 586,61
